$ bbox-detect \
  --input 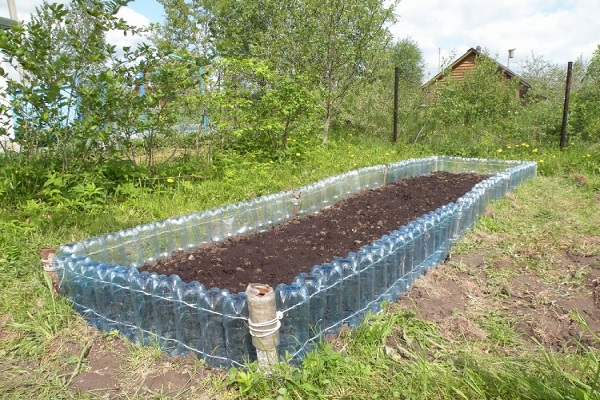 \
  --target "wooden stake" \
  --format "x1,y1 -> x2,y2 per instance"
246,283 -> 280,371
41,247 -> 59,294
